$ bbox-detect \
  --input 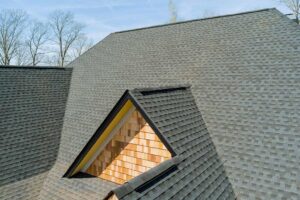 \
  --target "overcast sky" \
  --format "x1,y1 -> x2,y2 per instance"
0,0 -> 291,43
